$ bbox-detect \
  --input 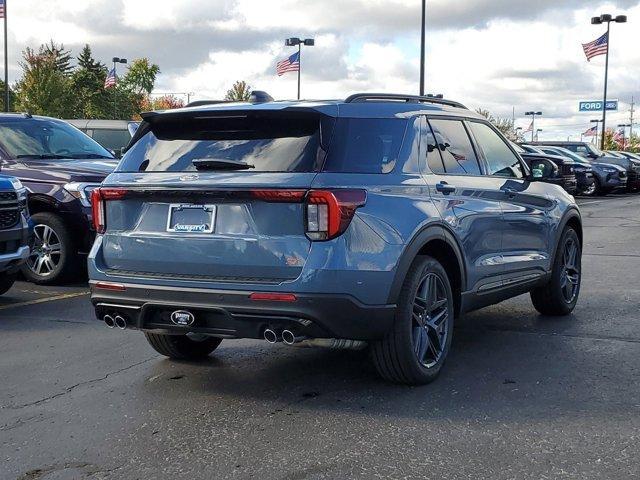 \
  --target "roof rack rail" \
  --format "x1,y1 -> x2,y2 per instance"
344,93 -> 467,110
